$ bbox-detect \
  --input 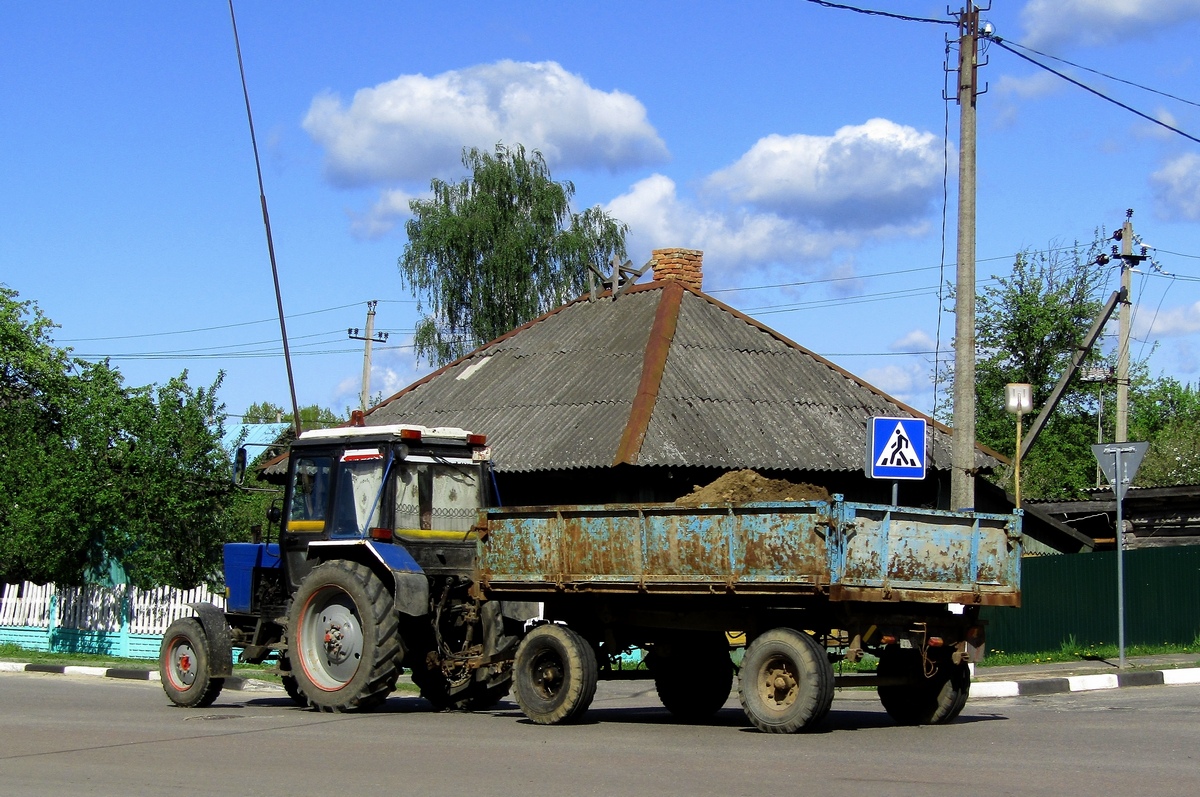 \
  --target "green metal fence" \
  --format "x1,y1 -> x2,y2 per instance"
981,546 -> 1200,653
